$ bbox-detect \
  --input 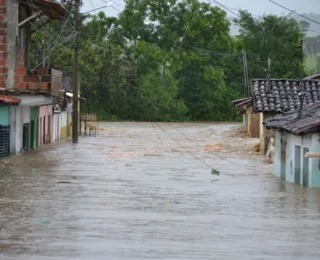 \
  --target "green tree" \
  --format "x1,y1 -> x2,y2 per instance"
235,11 -> 305,79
